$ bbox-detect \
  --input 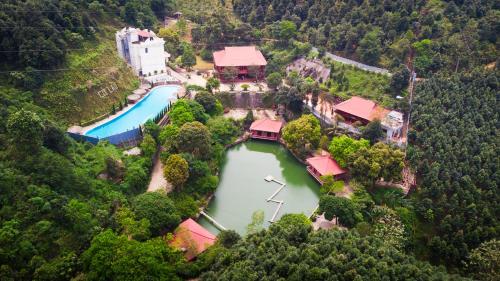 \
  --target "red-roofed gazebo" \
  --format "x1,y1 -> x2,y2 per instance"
213,46 -> 267,81
249,119 -> 283,141
306,156 -> 347,184
169,218 -> 216,261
